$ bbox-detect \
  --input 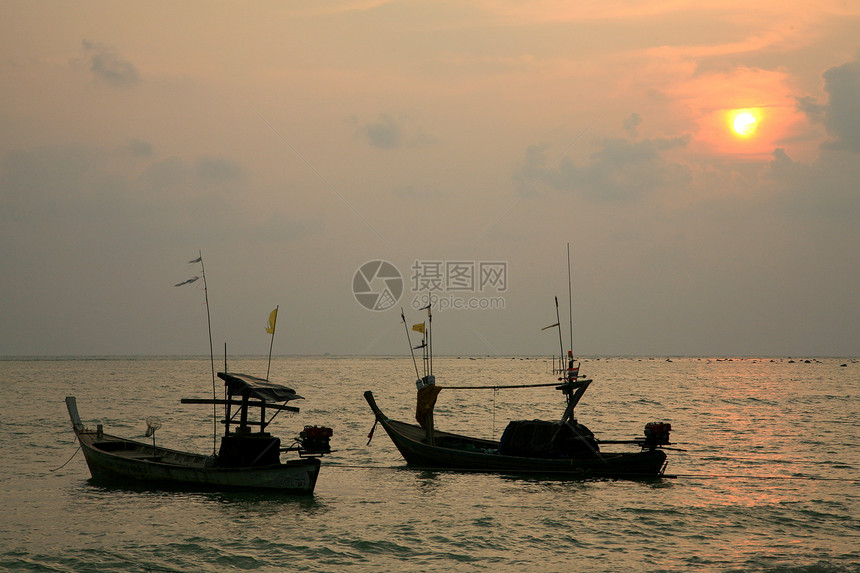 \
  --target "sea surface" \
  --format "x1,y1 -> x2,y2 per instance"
1,356 -> 858,572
